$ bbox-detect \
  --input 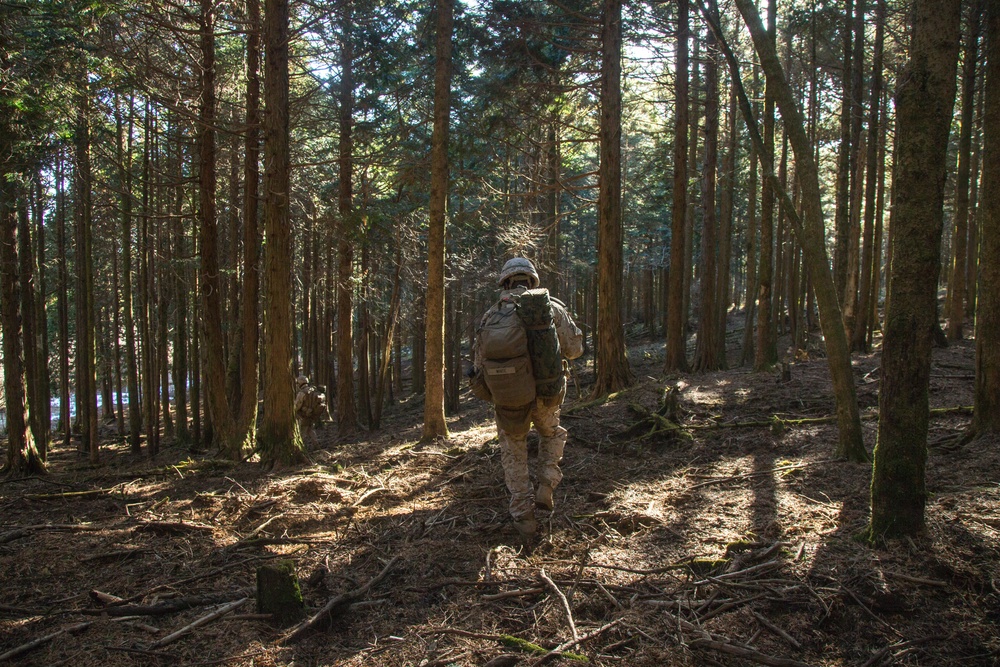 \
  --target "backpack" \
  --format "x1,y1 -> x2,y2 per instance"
477,288 -> 565,407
